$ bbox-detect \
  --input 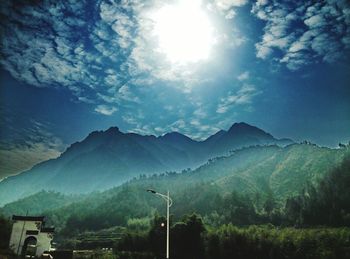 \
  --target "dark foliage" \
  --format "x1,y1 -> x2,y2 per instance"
0,215 -> 14,257
115,214 -> 350,259
0,215 -> 11,249
285,156 -> 350,226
